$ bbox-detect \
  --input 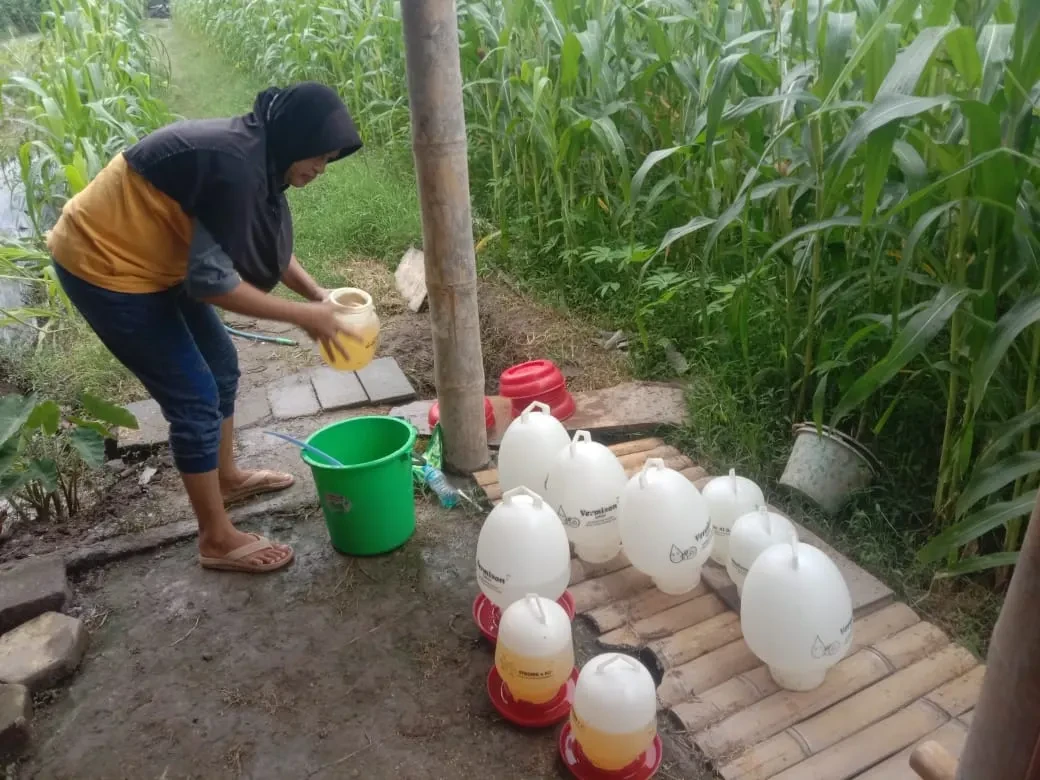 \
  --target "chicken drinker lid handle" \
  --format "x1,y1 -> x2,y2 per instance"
502,485 -> 544,509
569,429 -> 592,457
596,653 -> 640,674
637,458 -> 665,489
524,593 -> 548,626
729,468 -> 738,495
758,505 -> 771,533
789,530 -> 800,570
520,401 -> 551,421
